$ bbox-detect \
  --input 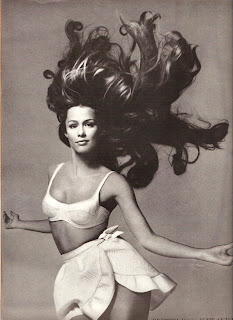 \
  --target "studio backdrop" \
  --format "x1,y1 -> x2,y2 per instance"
2,0 -> 232,319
